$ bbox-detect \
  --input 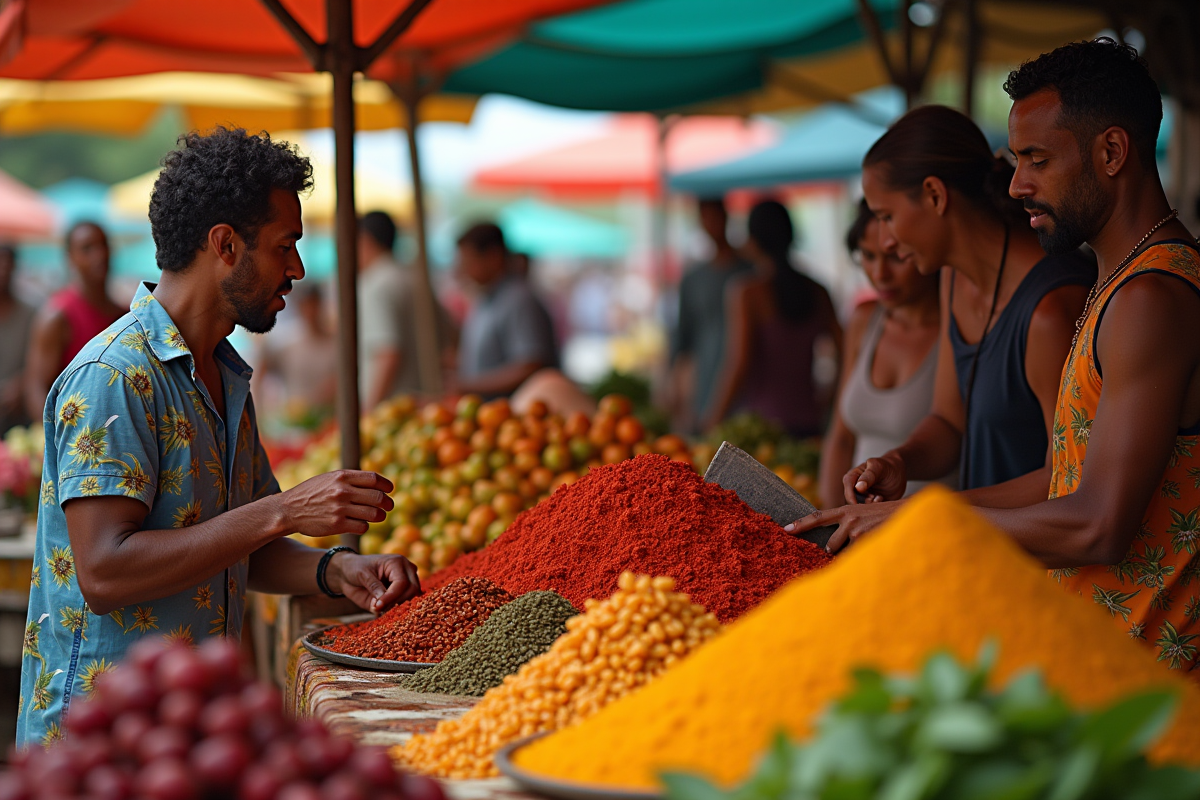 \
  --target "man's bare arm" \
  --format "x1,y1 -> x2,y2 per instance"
66,470 -> 393,615
980,275 -> 1200,566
